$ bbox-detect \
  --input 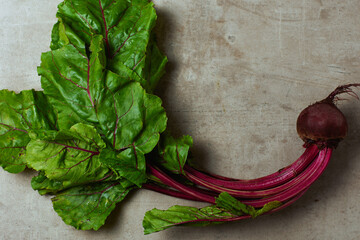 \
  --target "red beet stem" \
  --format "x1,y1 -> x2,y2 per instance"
146,147 -> 331,209
147,146 -> 329,202
147,164 -> 216,204
184,145 -> 319,191
184,147 -> 323,198
241,148 -> 332,207
172,148 -> 330,207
